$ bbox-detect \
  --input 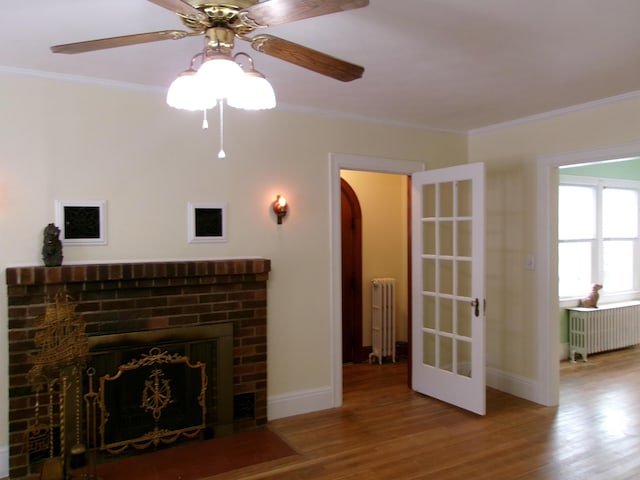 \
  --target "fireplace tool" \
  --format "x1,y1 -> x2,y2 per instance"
27,290 -> 89,480
68,365 -> 88,472
70,367 -> 102,480
27,378 -> 50,465
38,379 -> 64,480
